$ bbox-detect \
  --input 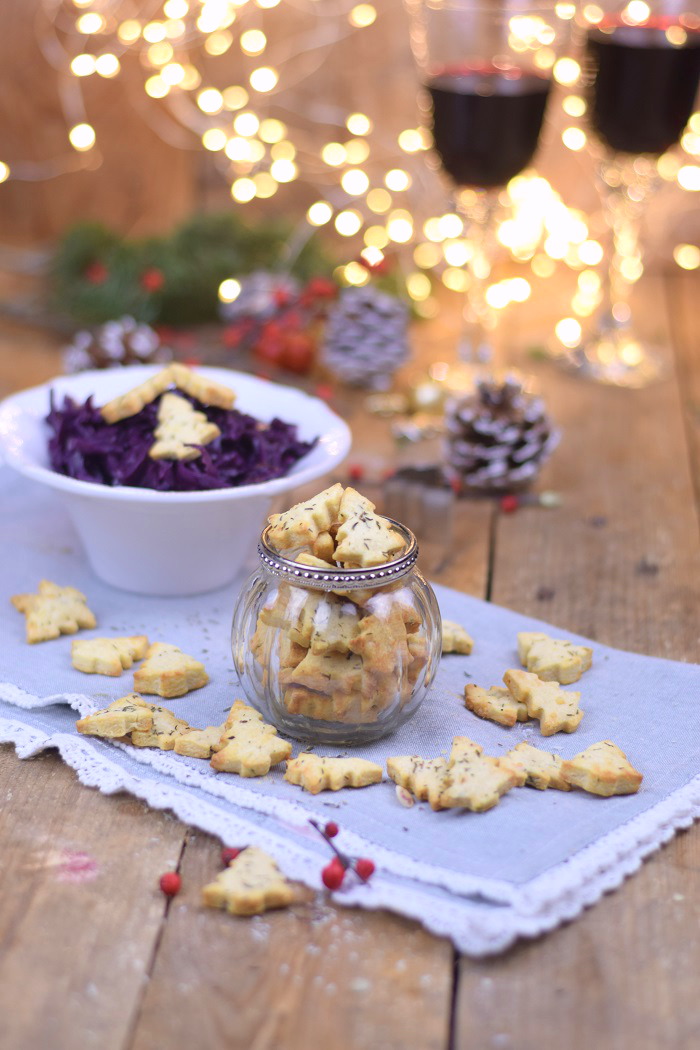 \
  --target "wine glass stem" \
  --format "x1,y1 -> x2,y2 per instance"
456,190 -> 499,365
596,160 -> 658,334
